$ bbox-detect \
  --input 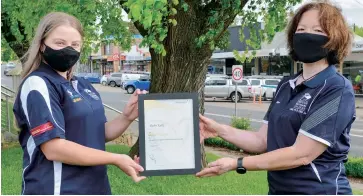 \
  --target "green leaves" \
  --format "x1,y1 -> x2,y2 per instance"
143,10 -> 153,28
1,0 -> 135,63
170,8 -> 178,15
2,0 -> 304,60
171,19 -> 177,26
182,2 -> 189,12
232,0 -> 301,61
172,0 -> 179,6
123,0 -> 169,56
130,4 -> 142,20
122,0 -> 191,56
